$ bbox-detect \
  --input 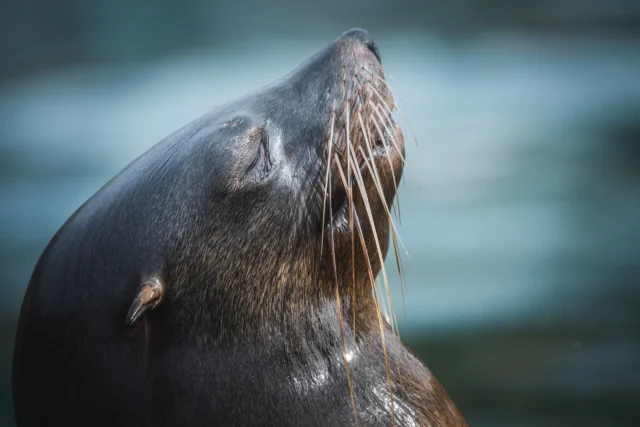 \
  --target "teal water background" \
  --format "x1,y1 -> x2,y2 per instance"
1,2 -> 639,425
